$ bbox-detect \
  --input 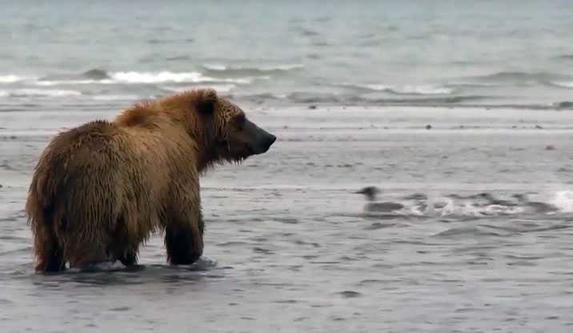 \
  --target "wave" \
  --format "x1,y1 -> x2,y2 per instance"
469,71 -> 572,85
554,54 -> 573,61
33,70 -> 257,86
230,91 -> 489,106
163,83 -> 236,93
0,75 -> 33,84
0,89 -> 82,98
549,191 -> 573,212
344,83 -> 454,95
445,82 -> 502,88
110,71 -> 207,84
284,92 -> 486,105
228,92 -> 287,102
108,71 -> 256,84
202,63 -> 303,75
35,79 -> 112,86
90,94 -> 140,101
549,81 -> 573,89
